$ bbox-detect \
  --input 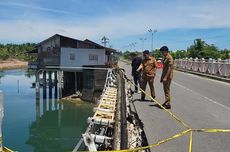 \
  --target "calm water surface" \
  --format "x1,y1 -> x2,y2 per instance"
0,69 -> 94,152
